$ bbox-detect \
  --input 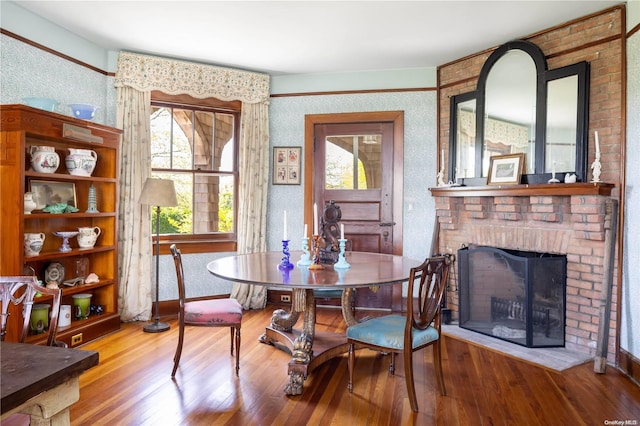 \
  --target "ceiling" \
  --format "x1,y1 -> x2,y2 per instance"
12,1 -> 622,76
